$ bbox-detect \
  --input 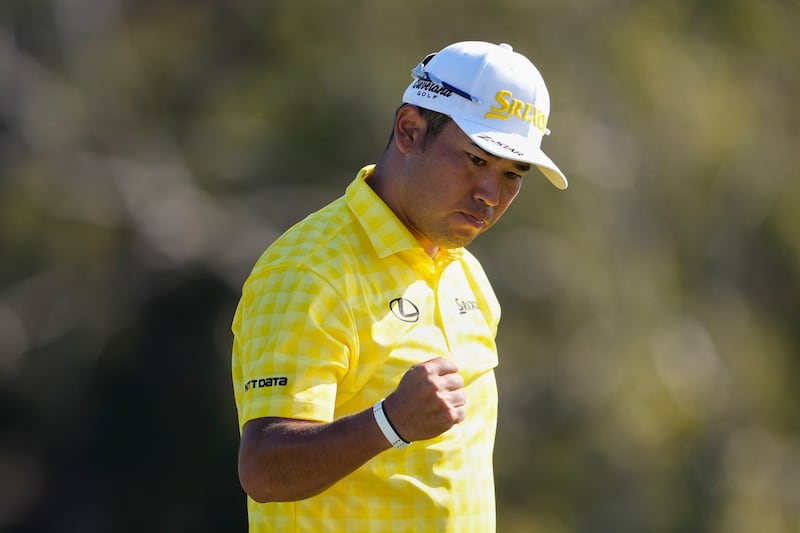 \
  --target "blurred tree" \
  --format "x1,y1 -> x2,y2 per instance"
1,0 -> 799,532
